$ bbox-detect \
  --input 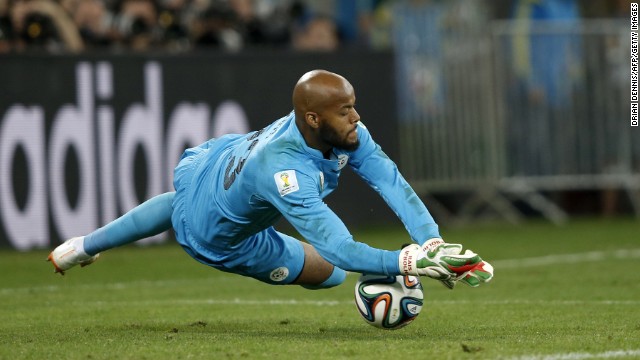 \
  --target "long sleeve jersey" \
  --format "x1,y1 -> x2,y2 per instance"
178,112 -> 440,275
